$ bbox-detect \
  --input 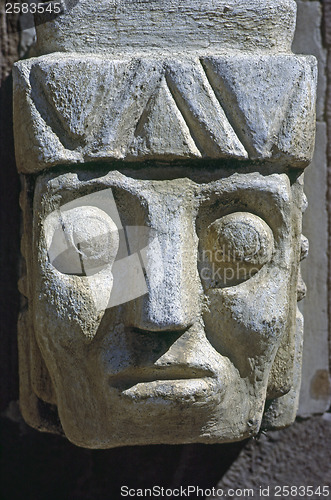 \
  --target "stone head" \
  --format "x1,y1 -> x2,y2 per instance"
13,0 -> 316,447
